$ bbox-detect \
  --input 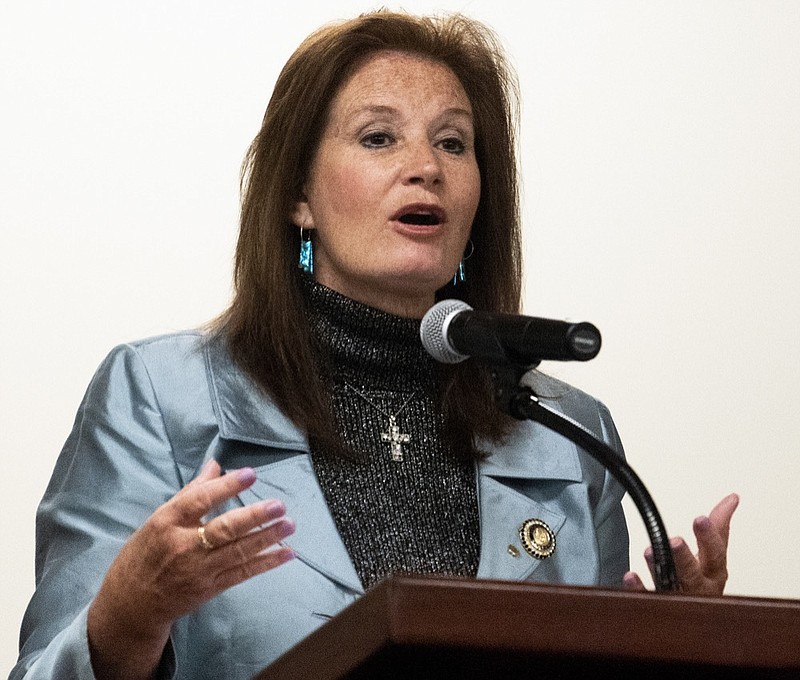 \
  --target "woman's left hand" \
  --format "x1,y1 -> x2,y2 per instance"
622,493 -> 739,596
